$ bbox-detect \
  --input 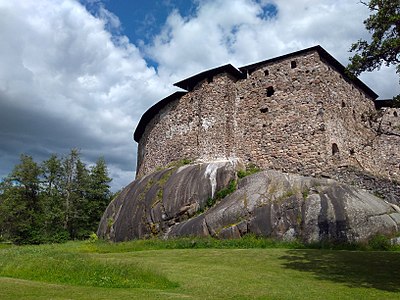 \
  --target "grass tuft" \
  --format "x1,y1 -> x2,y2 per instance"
237,163 -> 261,179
